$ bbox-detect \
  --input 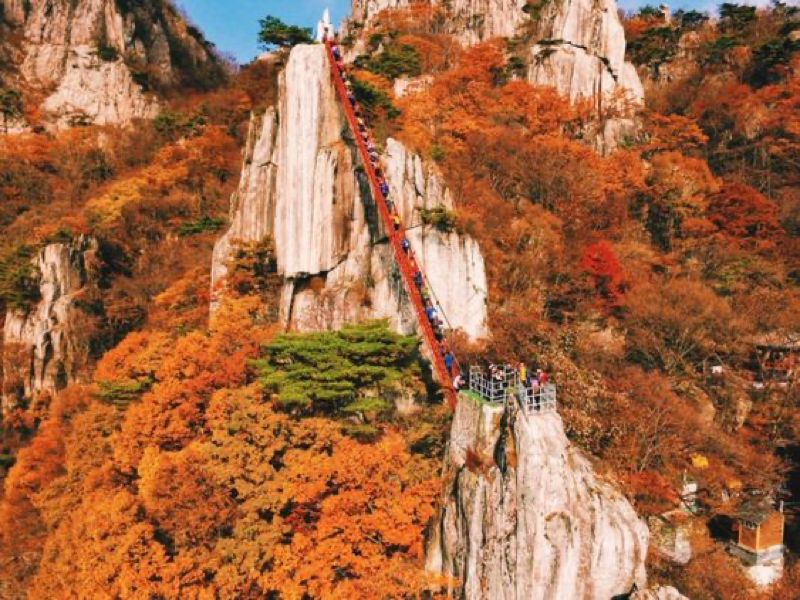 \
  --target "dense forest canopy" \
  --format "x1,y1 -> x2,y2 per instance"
0,1 -> 799,598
